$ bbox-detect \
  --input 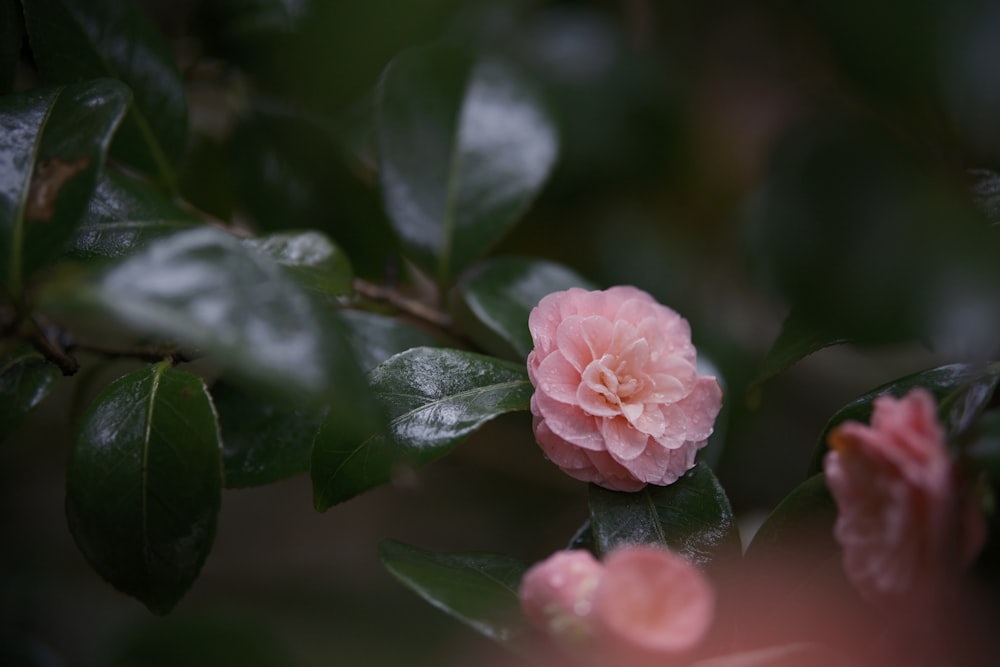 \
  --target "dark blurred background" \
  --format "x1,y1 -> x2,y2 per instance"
3,0 -> 1000,664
